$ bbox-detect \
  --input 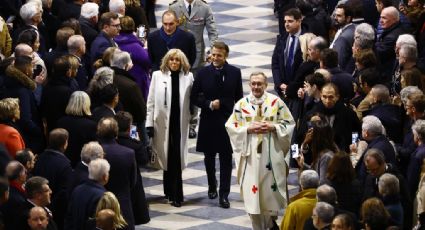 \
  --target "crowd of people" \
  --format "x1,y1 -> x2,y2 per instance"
0,0 -> 425,229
